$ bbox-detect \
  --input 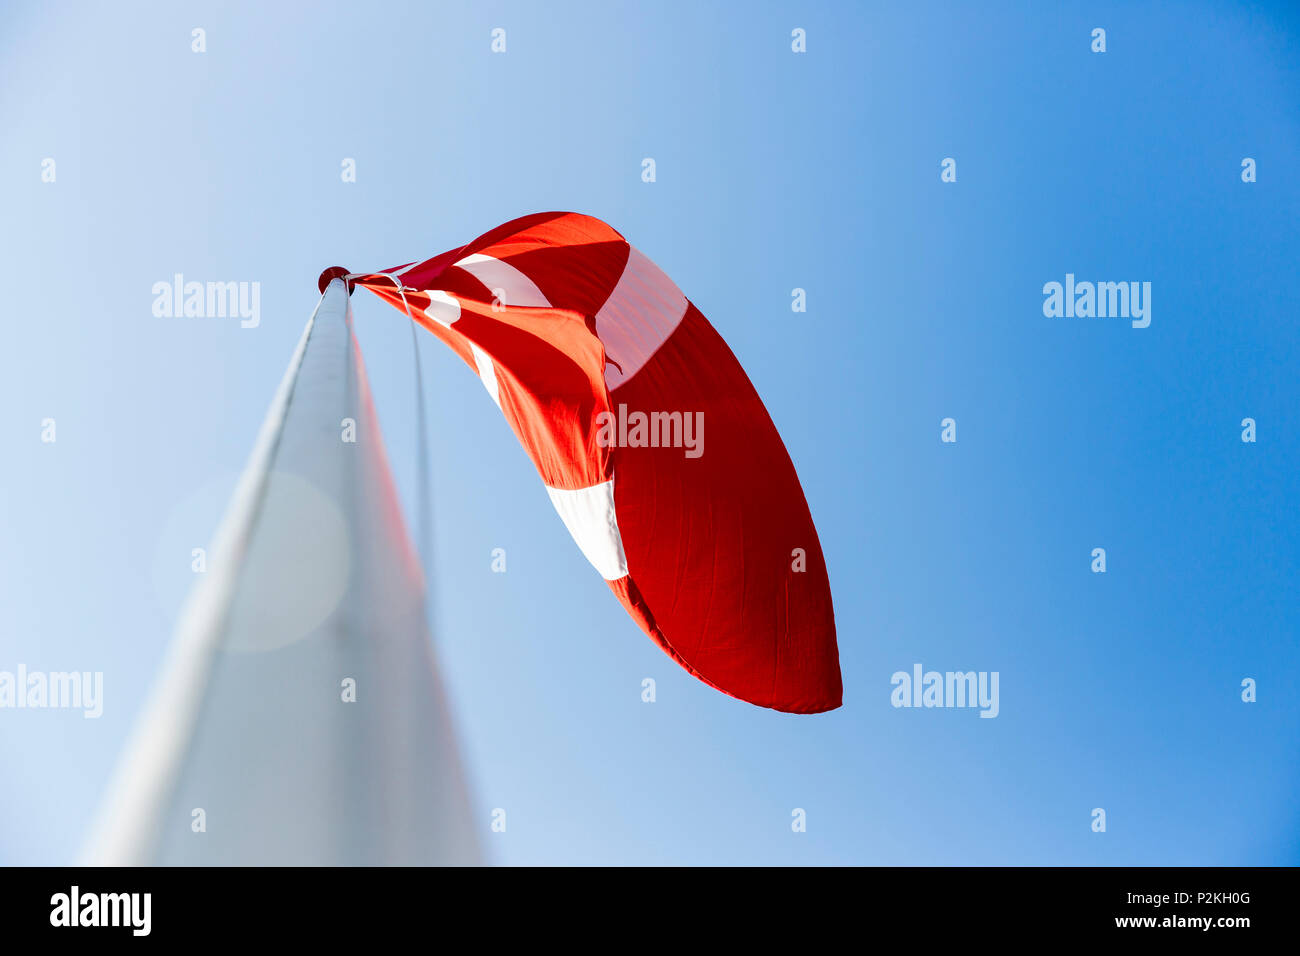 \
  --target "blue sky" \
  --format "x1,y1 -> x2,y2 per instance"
1,0 -> 1297,865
